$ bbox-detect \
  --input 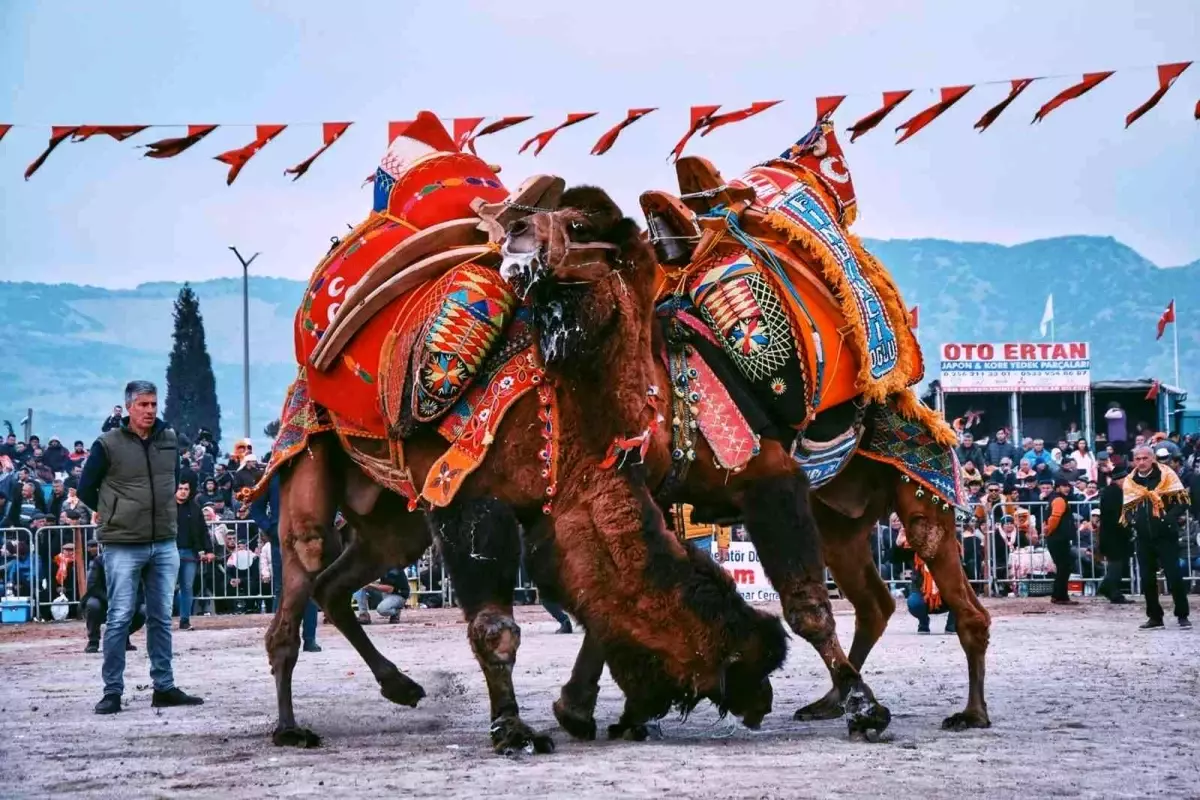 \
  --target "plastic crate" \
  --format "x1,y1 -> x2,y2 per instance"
1,598 -> 32,624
